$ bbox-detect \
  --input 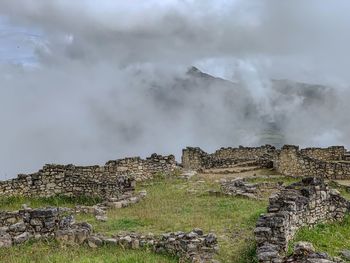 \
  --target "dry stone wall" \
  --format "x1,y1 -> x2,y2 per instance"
300,146 -> 346,161
0,207 -> 74,247
58,227 -> 218,263
255,177 -> 350,263
275,145 -> 350,179
182,145 -> 276,170
0,154 -> 176,199
105,153 -> 176,181
1,206 -> 218,262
